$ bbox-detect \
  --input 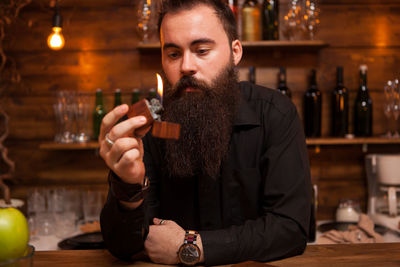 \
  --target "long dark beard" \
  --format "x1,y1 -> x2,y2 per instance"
162,62 -> 240,179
